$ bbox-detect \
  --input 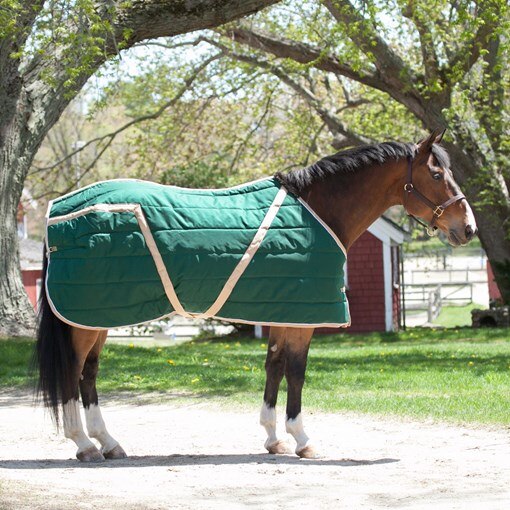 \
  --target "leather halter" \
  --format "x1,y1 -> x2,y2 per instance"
404,156 -> 465,236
